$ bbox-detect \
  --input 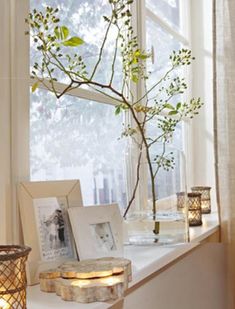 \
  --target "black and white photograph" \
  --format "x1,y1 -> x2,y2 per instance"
90,222 -> 117,252
33,197 -> 74,261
